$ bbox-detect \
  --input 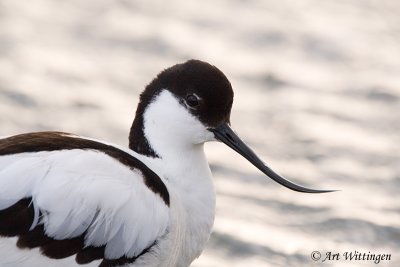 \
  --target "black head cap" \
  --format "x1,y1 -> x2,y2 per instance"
141,59 -> 234,127
130,59 -> 234,157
